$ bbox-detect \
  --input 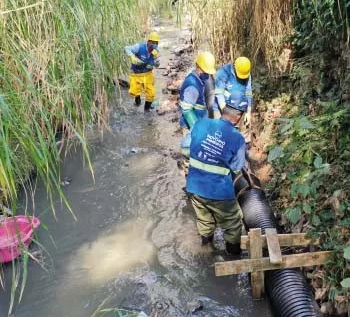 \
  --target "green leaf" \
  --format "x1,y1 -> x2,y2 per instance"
303,151 -> 313,164
344,246 -> 350,260
268,146 -> 284,162
291,183 -> 298,198
280,119 -> 294,134
340,278 -> 350,288
298,183 -> 310,198
313,156 -> 322,168
299,117 -> 314,129
19,250 -> 29,303
303,203 -> 312,214
288,207 -> 302,224
333,189 -> 342,197
312,215 -> 321,226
